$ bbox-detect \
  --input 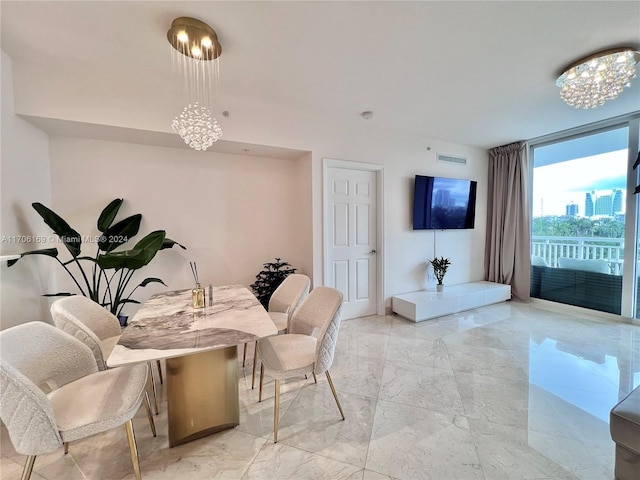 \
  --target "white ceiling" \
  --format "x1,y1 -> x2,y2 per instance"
1,1 -> 639,149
